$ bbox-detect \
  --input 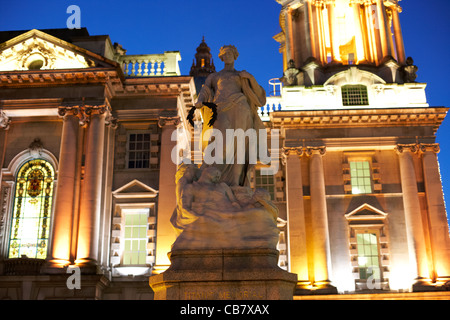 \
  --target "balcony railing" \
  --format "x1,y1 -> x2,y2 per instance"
118,51 -> 181,77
